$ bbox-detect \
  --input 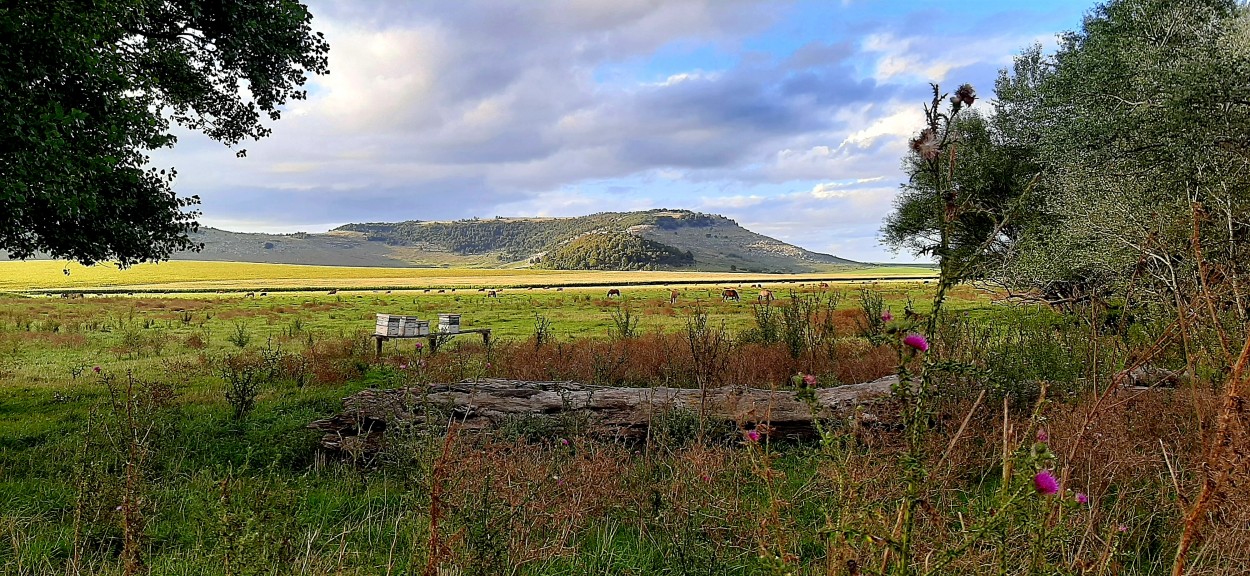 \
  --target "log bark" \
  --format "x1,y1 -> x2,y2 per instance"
308,376 -> 898,454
